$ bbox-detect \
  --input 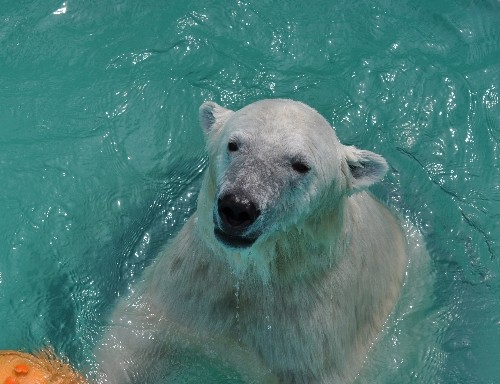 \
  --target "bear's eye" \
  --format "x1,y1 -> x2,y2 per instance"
228,141 -> 239,152
292,161 -> 310,174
